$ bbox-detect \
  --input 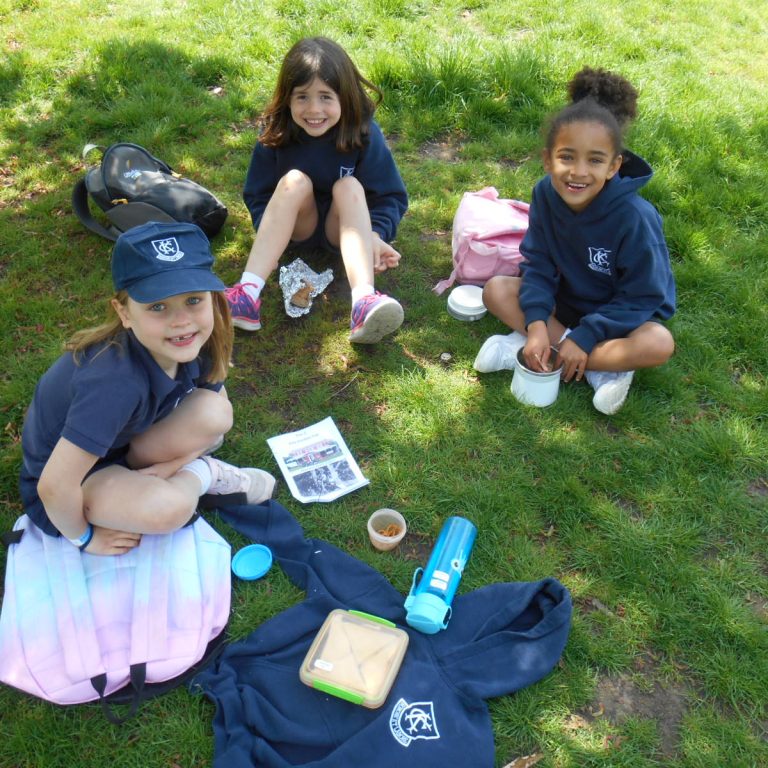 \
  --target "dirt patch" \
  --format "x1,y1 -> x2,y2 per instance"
585,672 -> 691,757
498,154 -> 531,170
419,229 -> 449,242
745,592 -> 768,622
614,497 -> 644,522
399,532 -> 433,563
747,477 -> 767,497
419,140 -> 463,163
